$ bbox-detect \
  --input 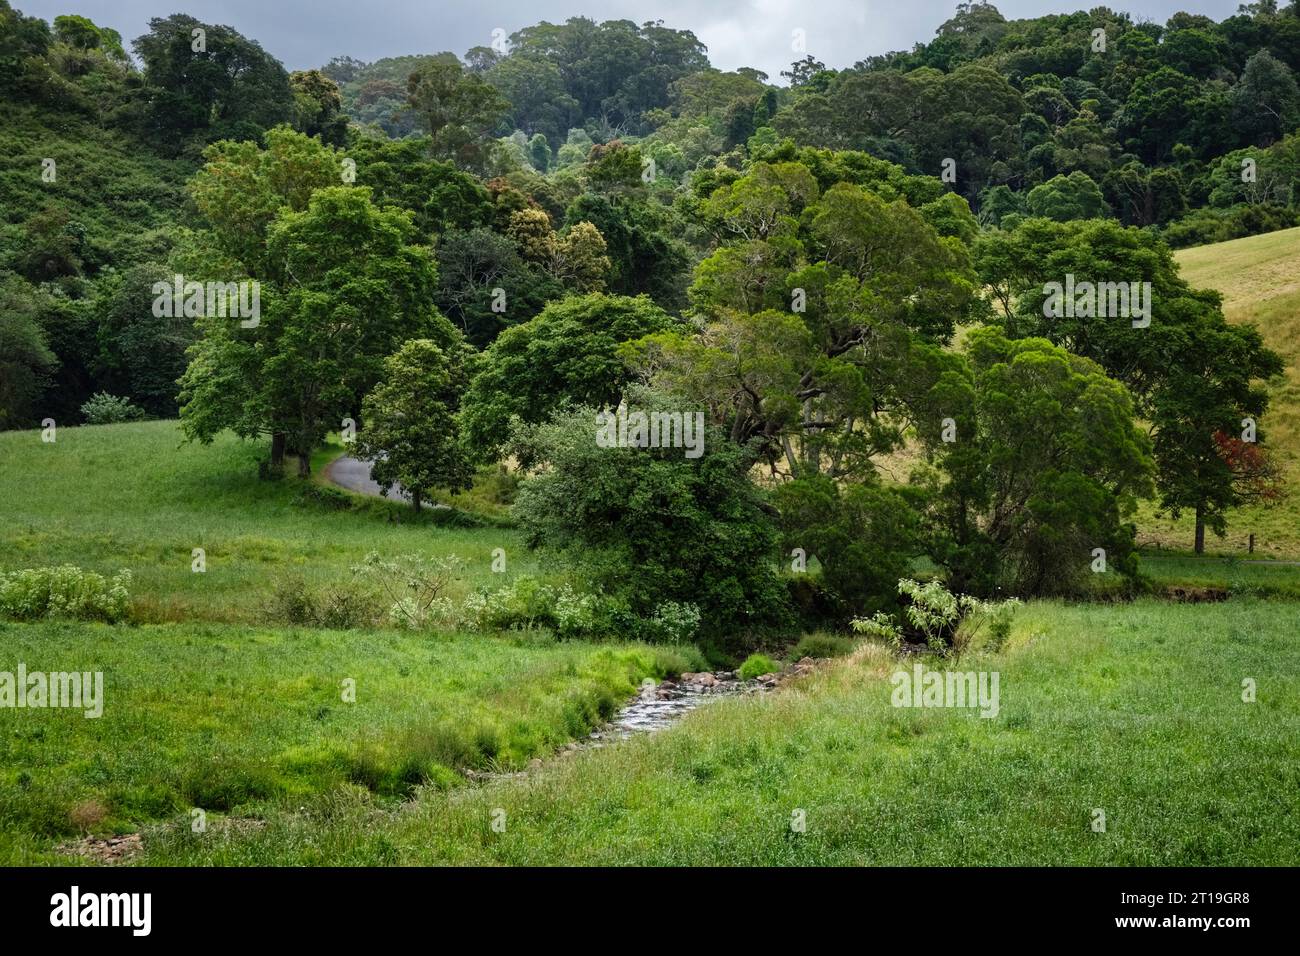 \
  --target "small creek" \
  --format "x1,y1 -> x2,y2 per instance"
467,666 -> 812,782
587,672 -> 774,743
